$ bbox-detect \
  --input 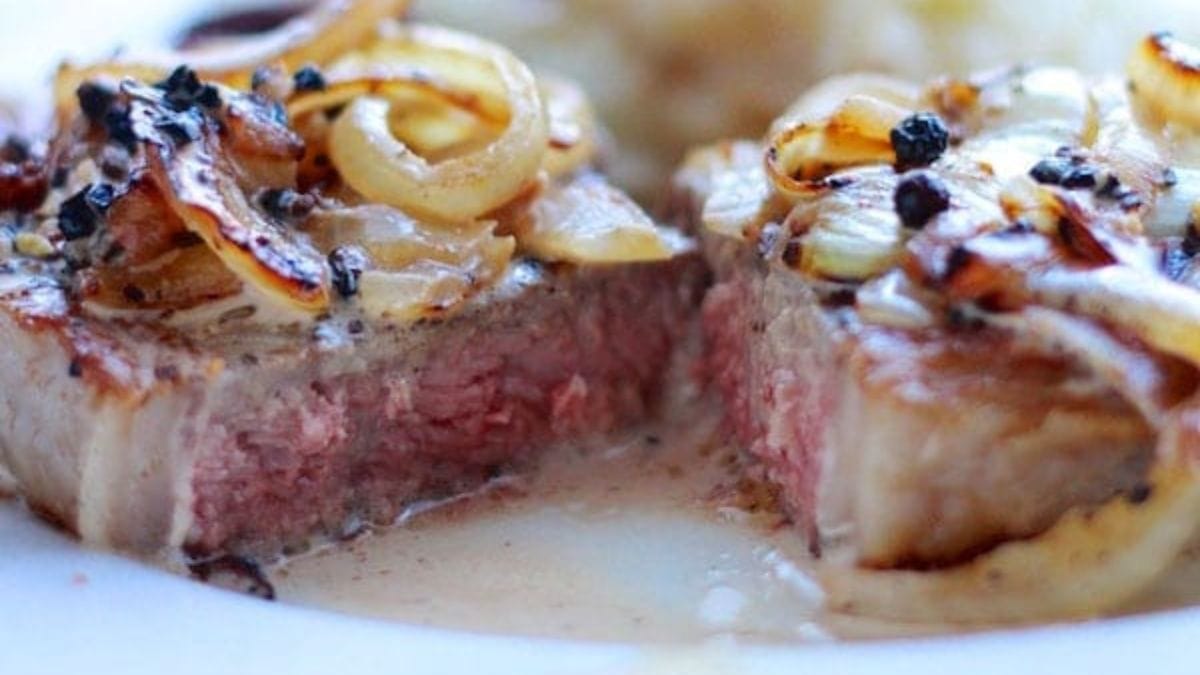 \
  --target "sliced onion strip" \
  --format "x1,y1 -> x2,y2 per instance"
766,95 -> 909,199
55,0 -> 410,111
